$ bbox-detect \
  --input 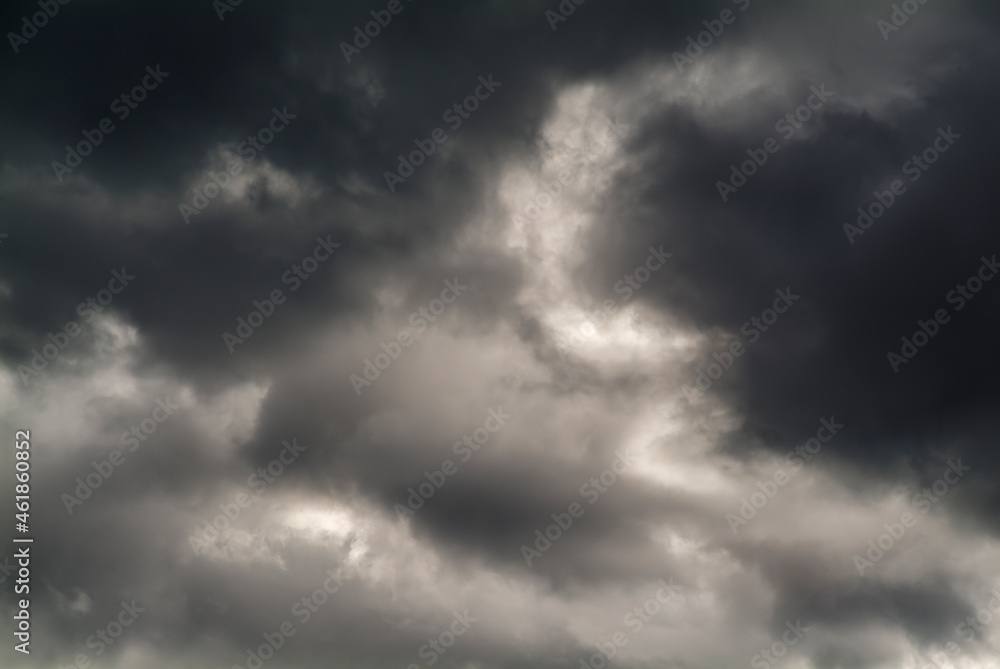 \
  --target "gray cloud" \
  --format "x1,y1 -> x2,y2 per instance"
2,1 -> 1000,668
